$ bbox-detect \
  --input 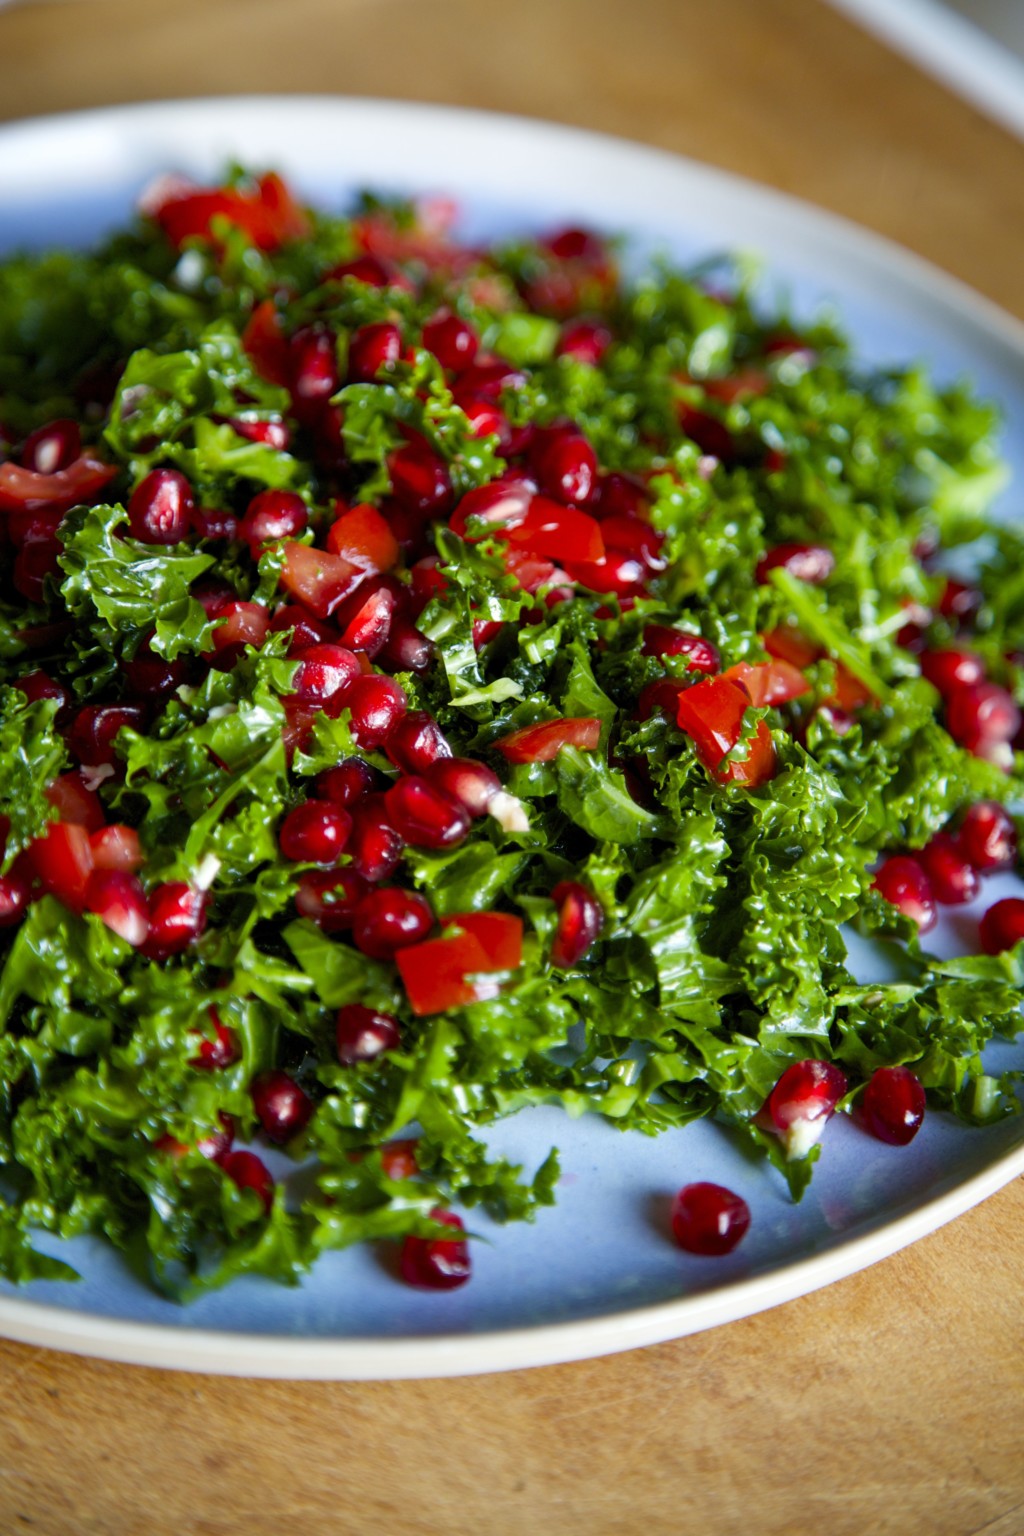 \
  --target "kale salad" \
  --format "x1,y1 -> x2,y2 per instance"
0,168 -> 1021,1298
